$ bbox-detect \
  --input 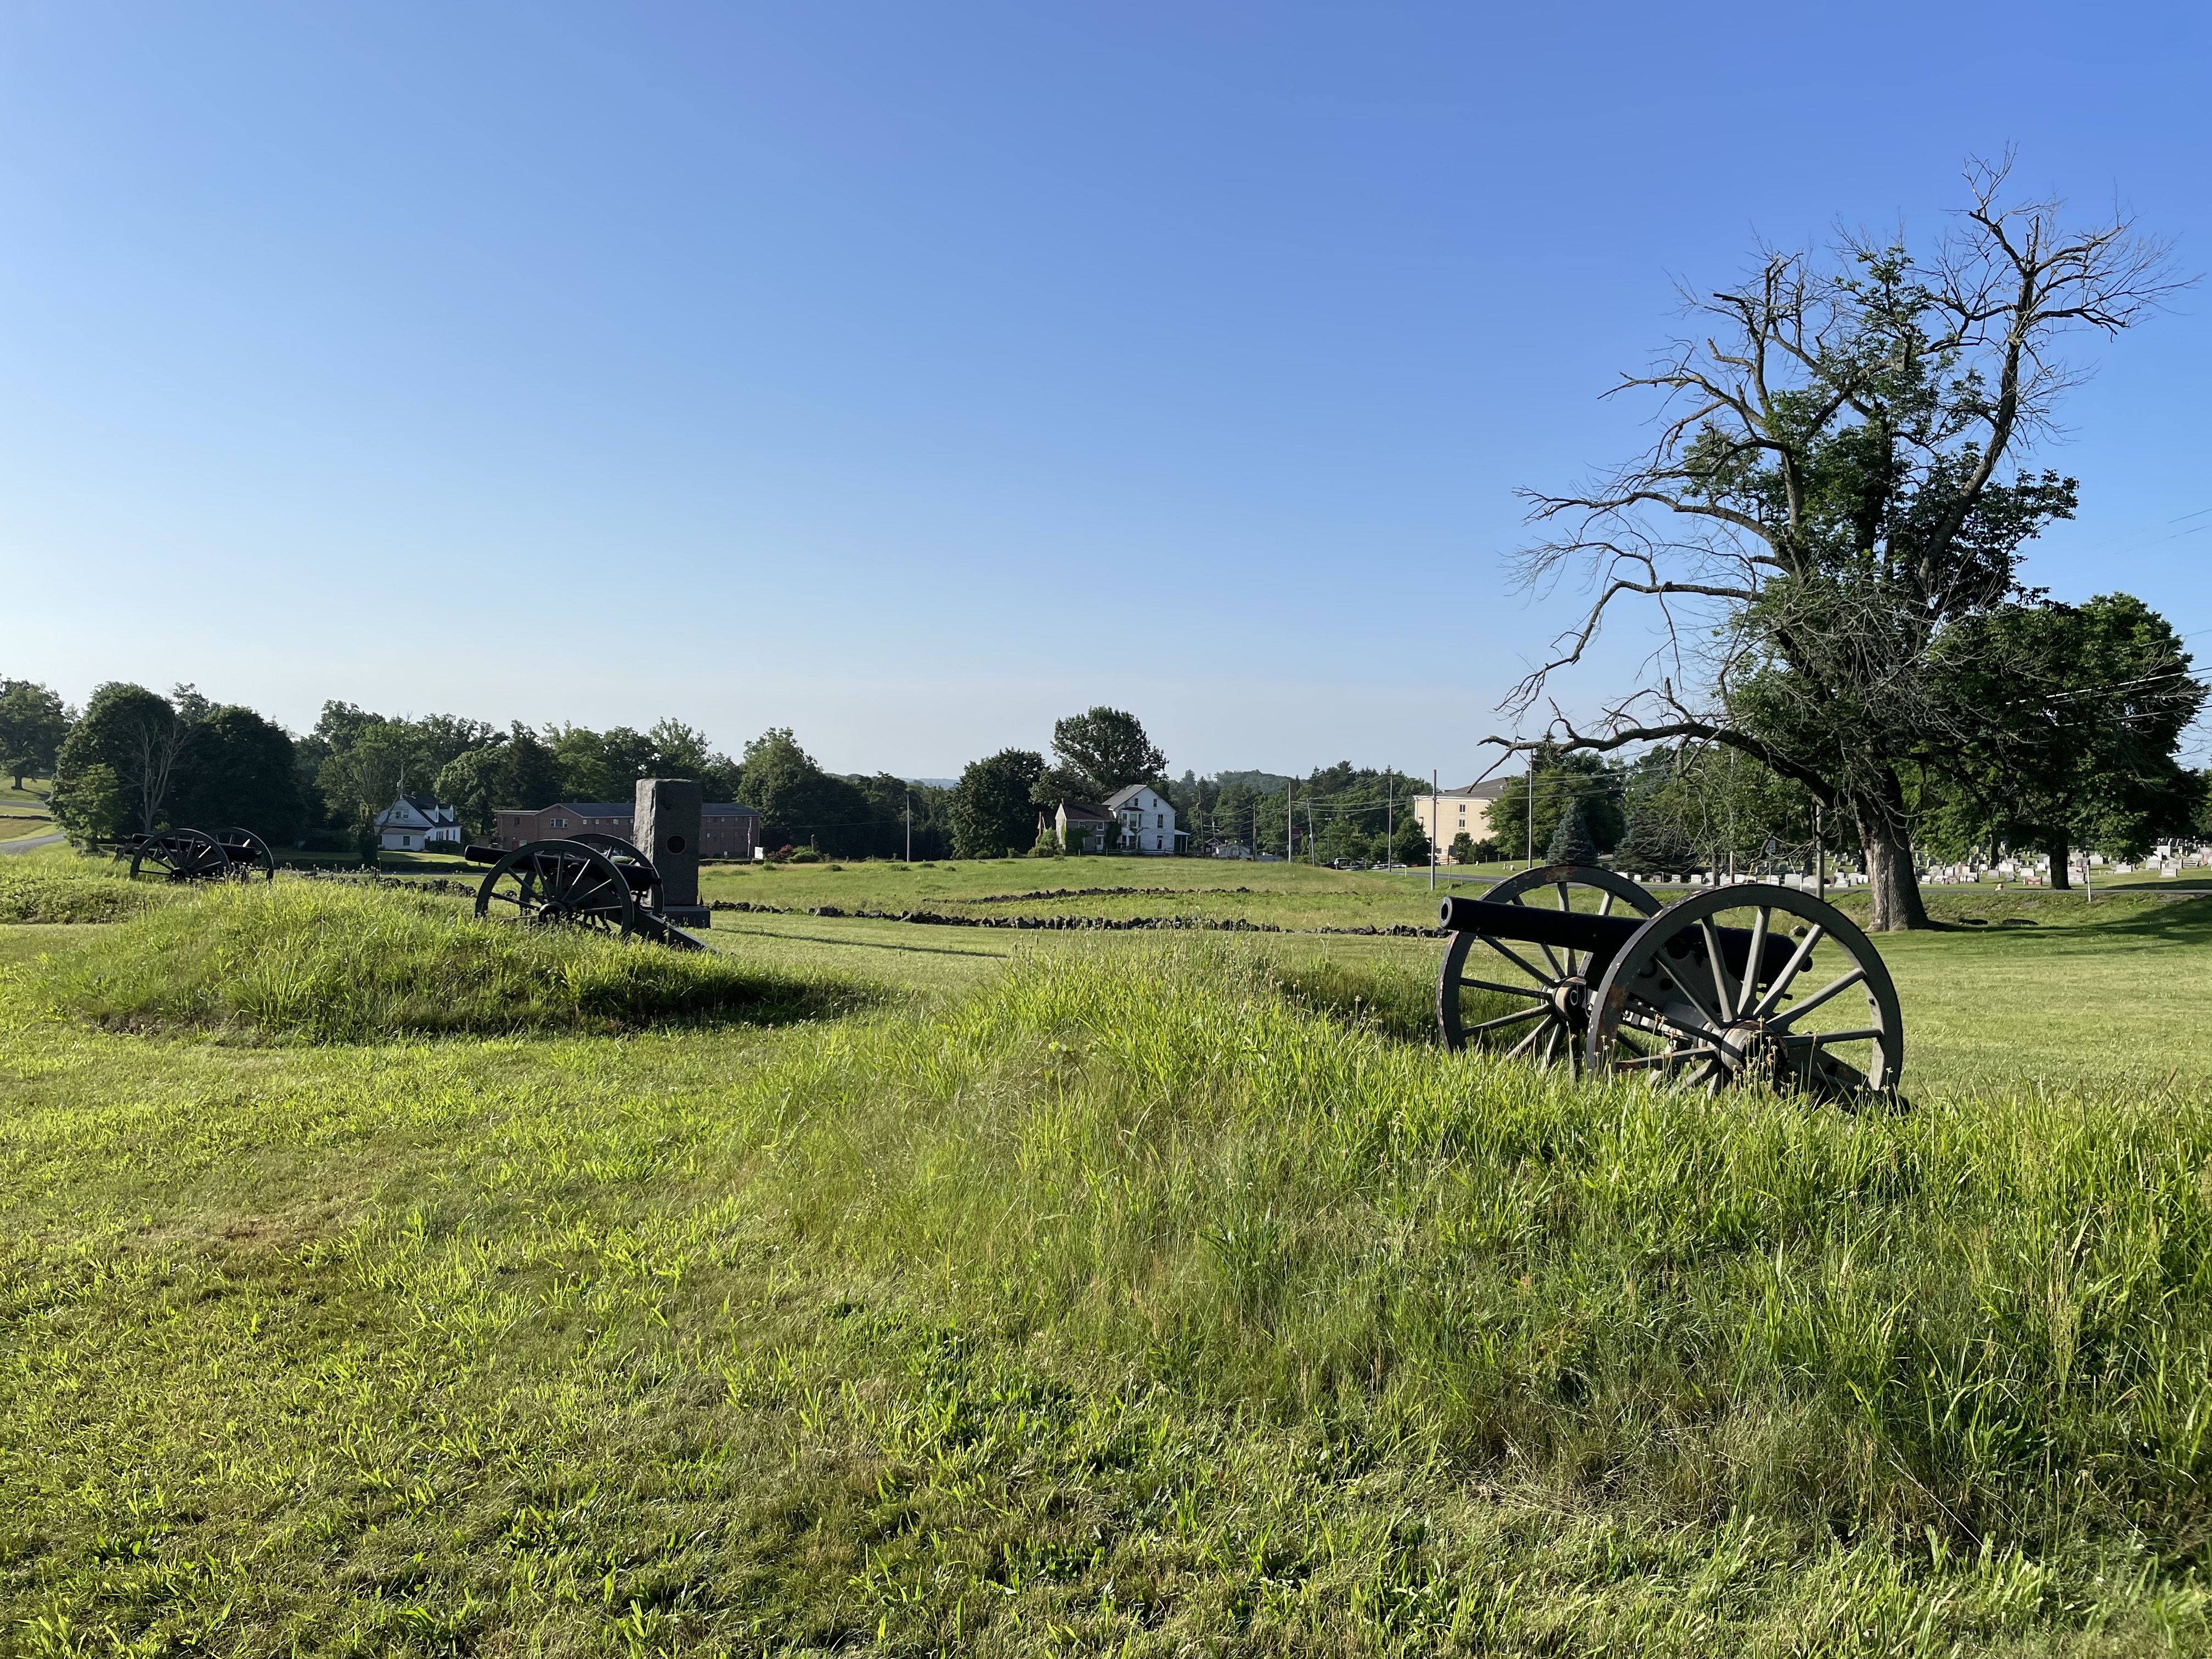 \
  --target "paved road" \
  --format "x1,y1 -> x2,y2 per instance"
1,832 -> 64,855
